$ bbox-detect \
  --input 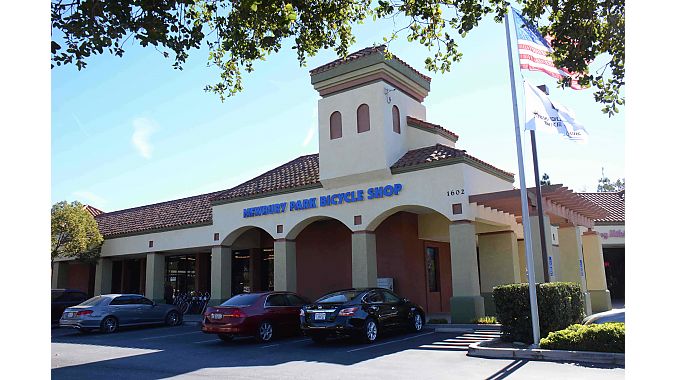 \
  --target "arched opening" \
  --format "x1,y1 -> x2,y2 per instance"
292,217 -> 353,301
225,227 -> 276,294
370,205 -> 453,314
392,105 -> 401,134
357,103 -> 370,133
330,111 -> 342,139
